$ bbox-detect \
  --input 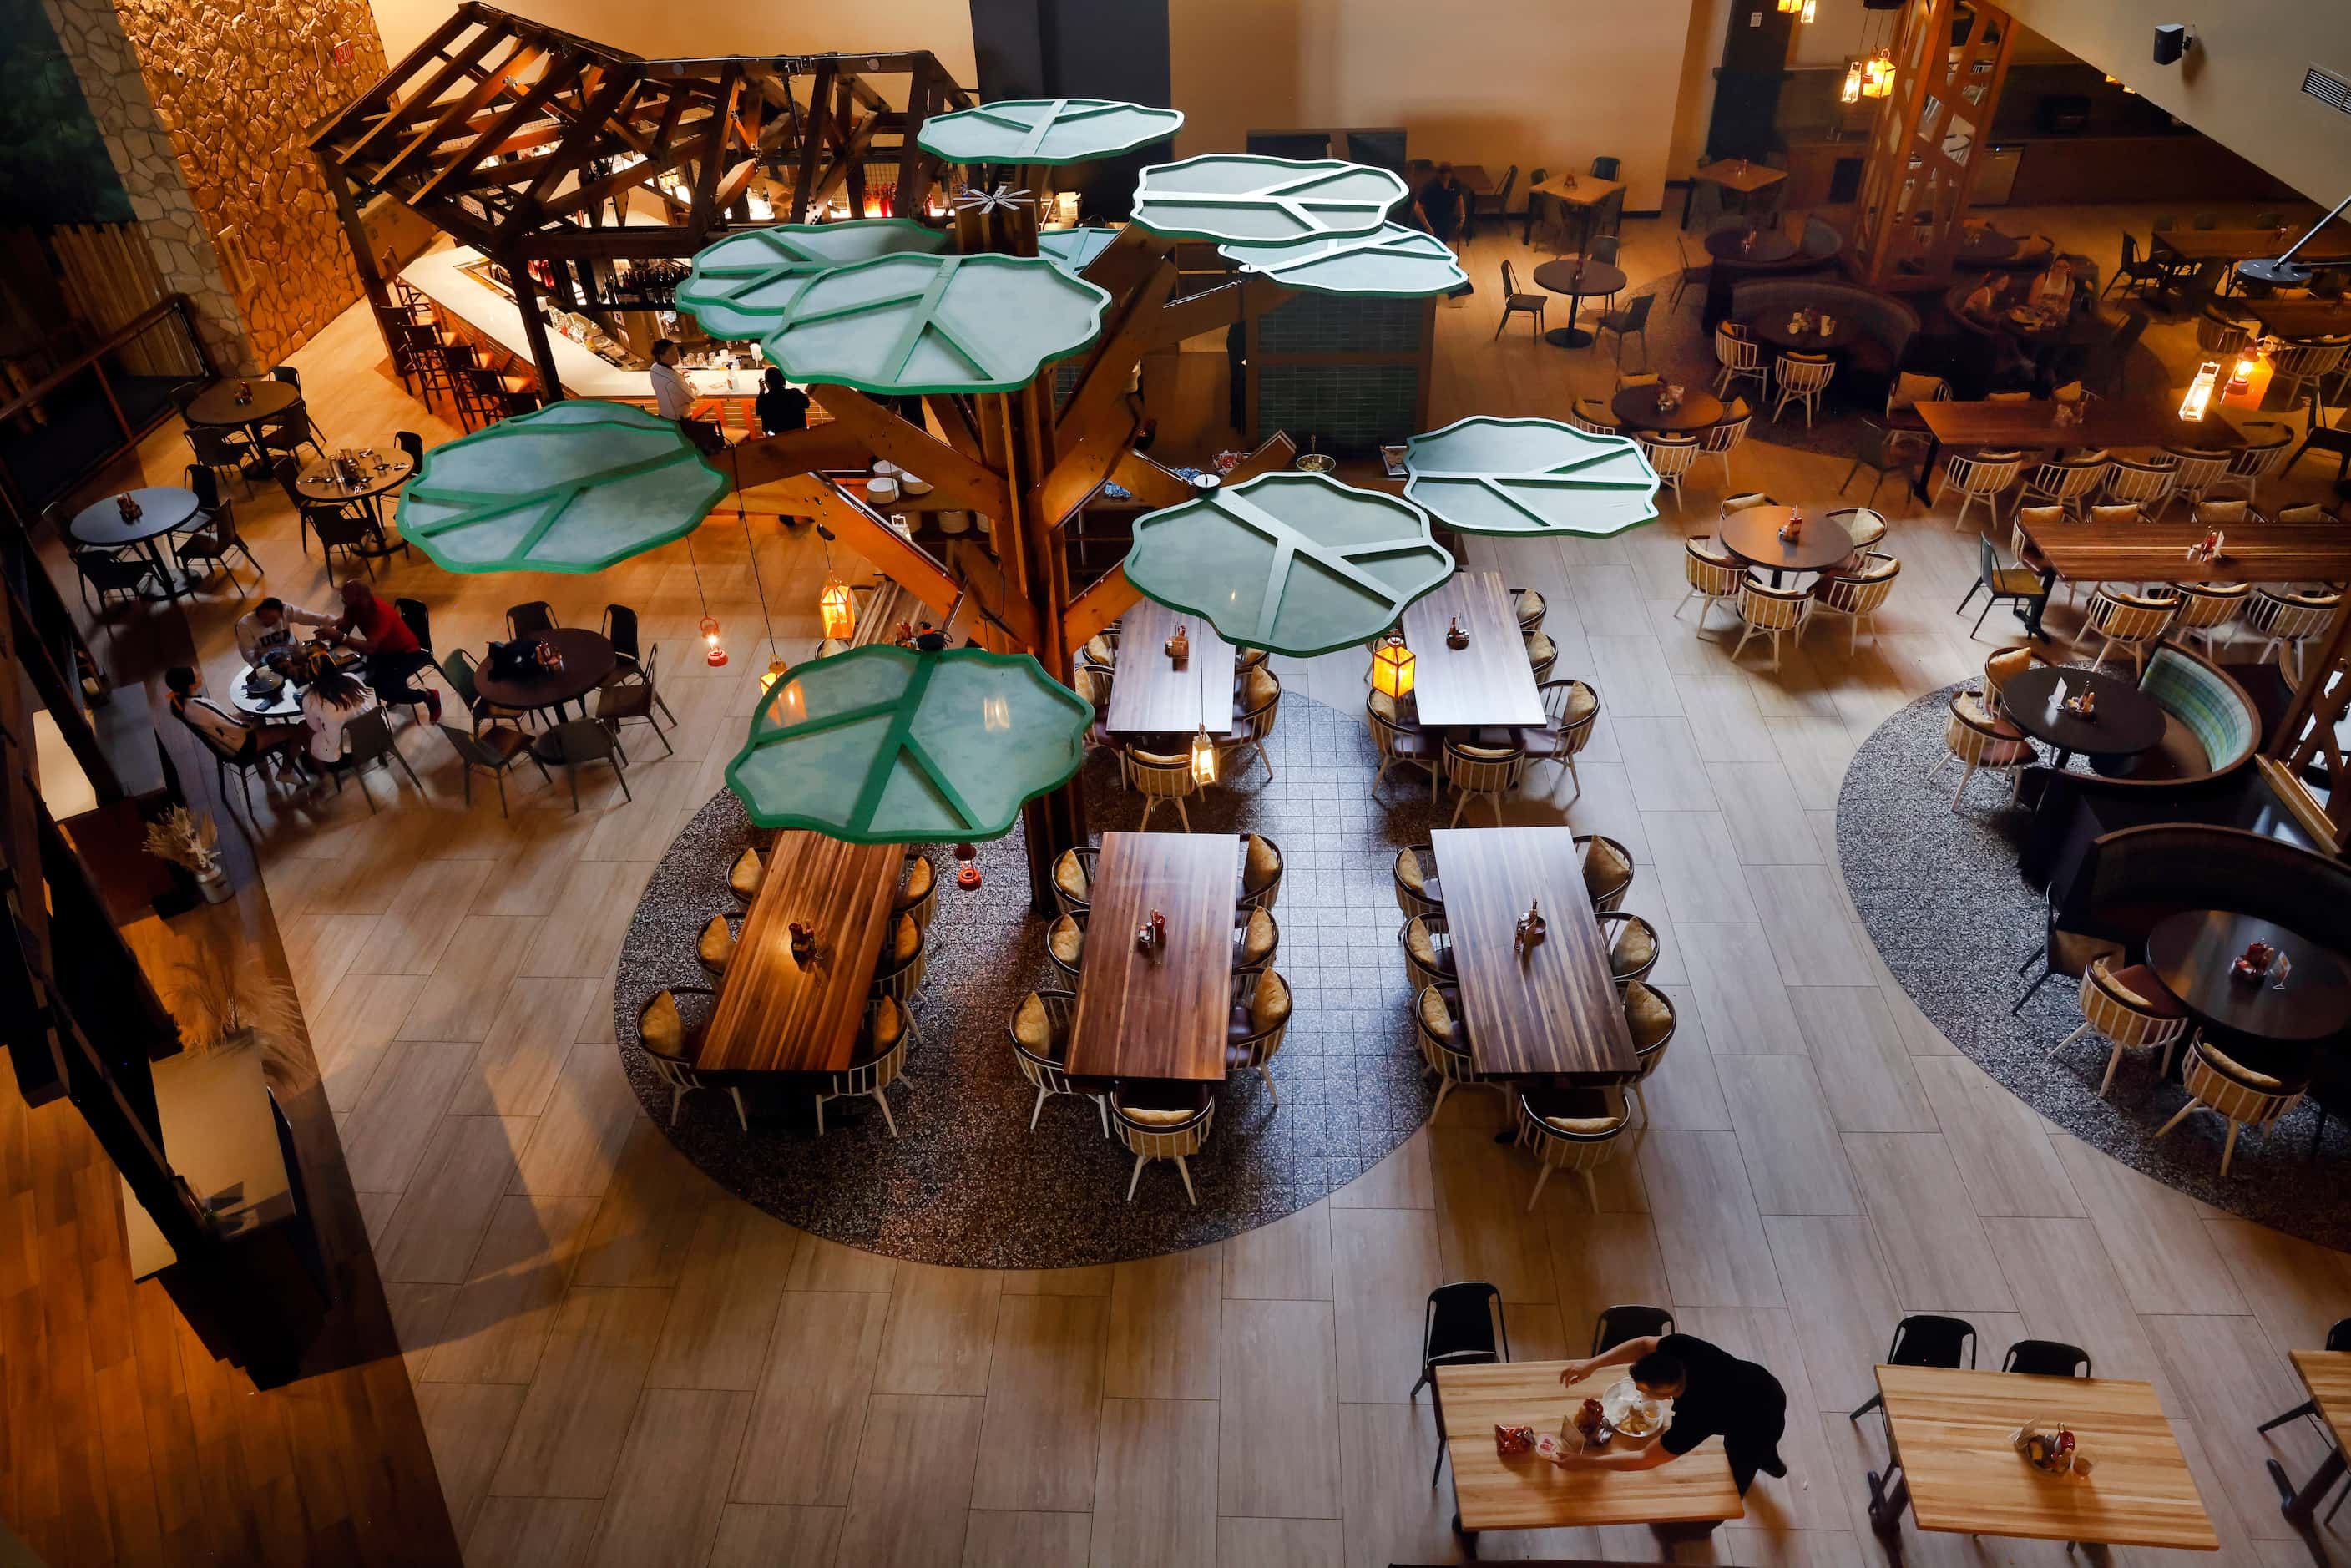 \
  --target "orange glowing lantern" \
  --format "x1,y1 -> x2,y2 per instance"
1190,726 -> 1216,786
1371,635 -> 1416,701
700,615 -> 727,666
761,653 -> 787,691
818,576 -> 856,641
